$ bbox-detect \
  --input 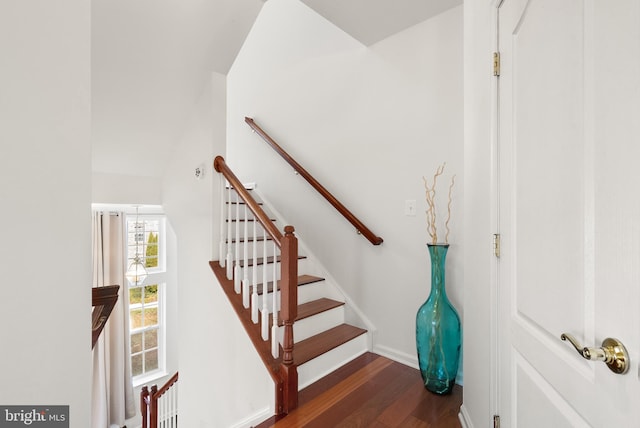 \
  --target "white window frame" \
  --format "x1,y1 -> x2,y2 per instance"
126,213 -> 168,386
